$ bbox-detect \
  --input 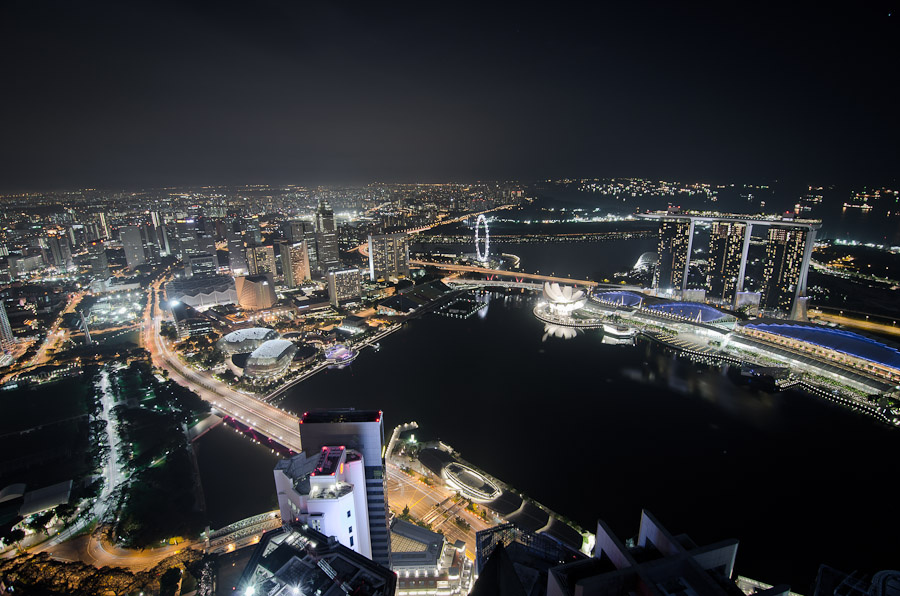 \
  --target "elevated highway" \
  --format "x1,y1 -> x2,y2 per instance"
143,279 -> 302,452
